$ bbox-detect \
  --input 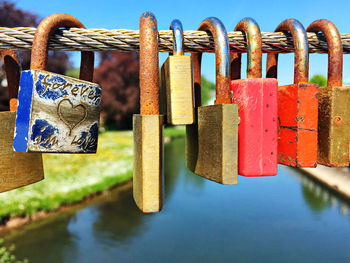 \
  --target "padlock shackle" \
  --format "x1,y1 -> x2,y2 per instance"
266,19 -> 309,84
307,19 -> 343,87
170,19 -> 184,56
139,12 -> 160,115
30,13 -> 94,82
1,50 -> 20,112
191,17 -> 231,106
231,17 -> 262,79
